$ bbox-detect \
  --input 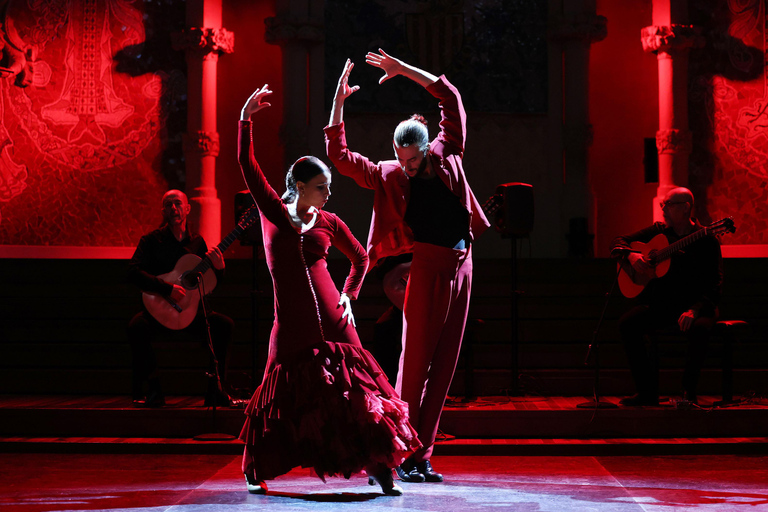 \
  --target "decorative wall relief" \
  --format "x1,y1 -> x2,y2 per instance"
689,0 -> 768,245
0,0 -> 185,248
